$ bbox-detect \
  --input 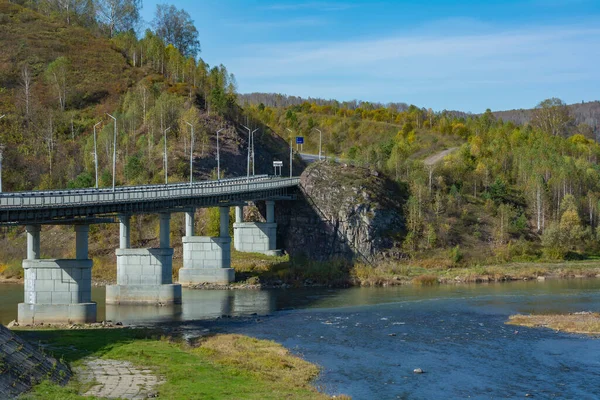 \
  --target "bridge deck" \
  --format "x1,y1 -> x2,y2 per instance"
0,175 -> 300,225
